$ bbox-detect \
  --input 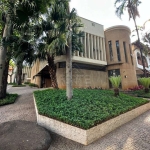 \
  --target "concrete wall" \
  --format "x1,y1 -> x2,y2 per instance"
57,68 -> 109,89
105,25 -> 138,90
80,17 -> 104,37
